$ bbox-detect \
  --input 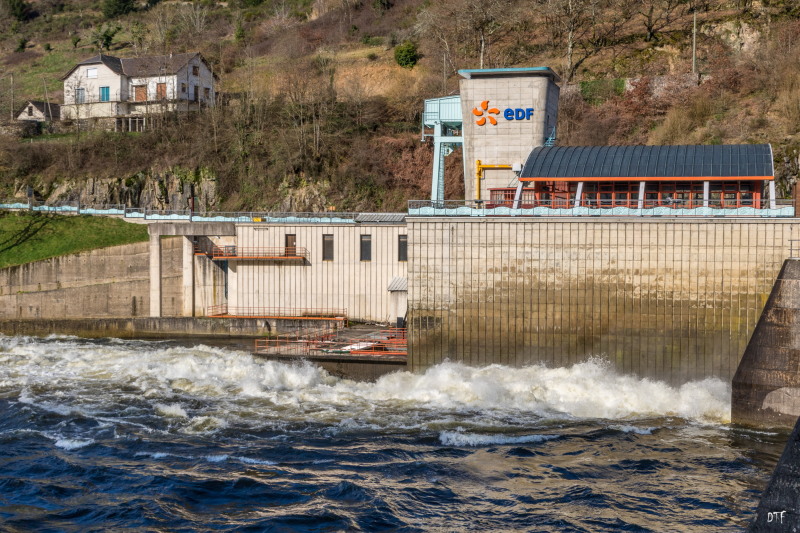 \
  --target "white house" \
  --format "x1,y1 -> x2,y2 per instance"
60,52 -> 216,130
